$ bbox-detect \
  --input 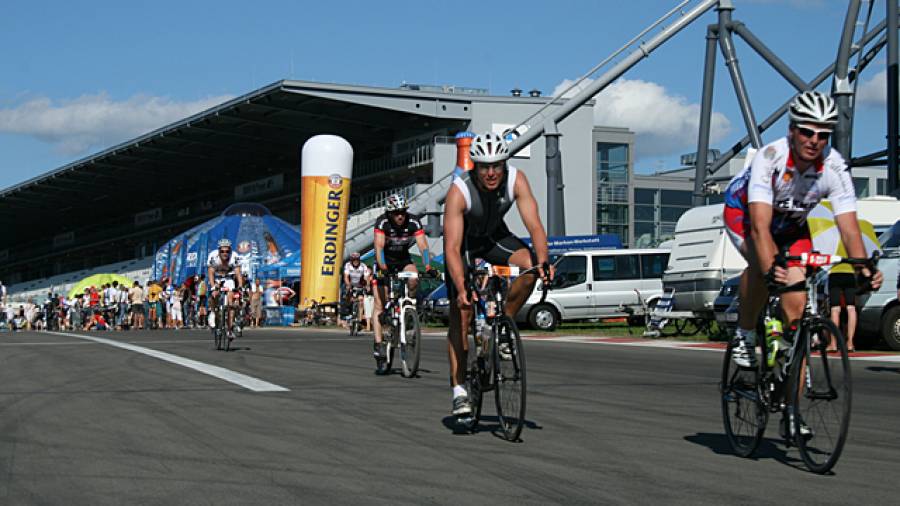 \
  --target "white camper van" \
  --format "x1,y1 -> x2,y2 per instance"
662,204 -> 746,316
856,196 -> 900,235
